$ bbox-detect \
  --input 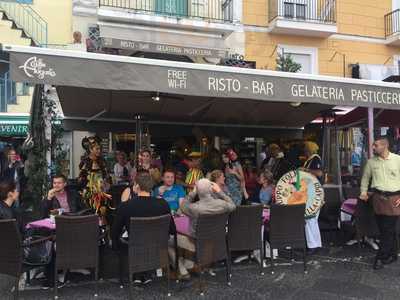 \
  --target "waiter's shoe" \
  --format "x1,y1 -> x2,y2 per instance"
382,255 -> 398,265
373,259 -> 384,270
